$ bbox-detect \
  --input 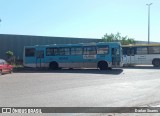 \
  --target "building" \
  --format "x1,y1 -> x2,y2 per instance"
0,34 -> 101,60
1,34 -> 159,61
